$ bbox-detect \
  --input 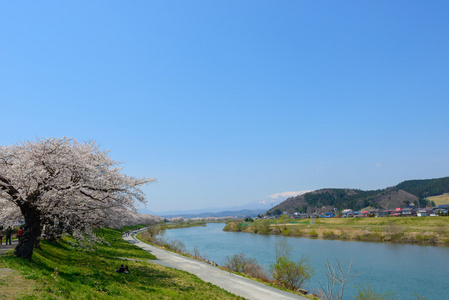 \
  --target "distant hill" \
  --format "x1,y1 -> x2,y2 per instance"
160,209 -> 266,219
266,177 -> 449,215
